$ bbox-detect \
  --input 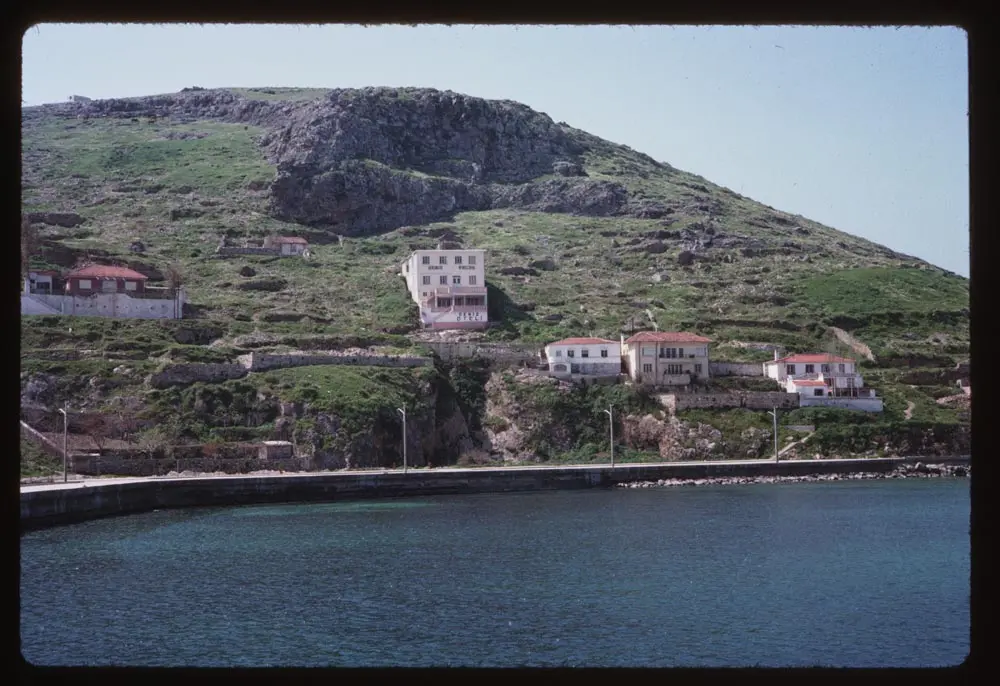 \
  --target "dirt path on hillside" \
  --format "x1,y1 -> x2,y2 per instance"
904,401 -> 915,420
828,327 -> 876,362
